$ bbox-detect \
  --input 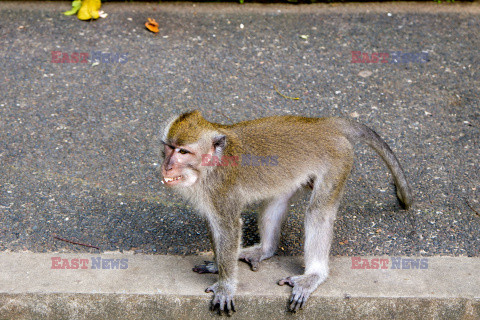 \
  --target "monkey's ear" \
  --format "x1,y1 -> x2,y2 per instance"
212,135 -> 227,156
